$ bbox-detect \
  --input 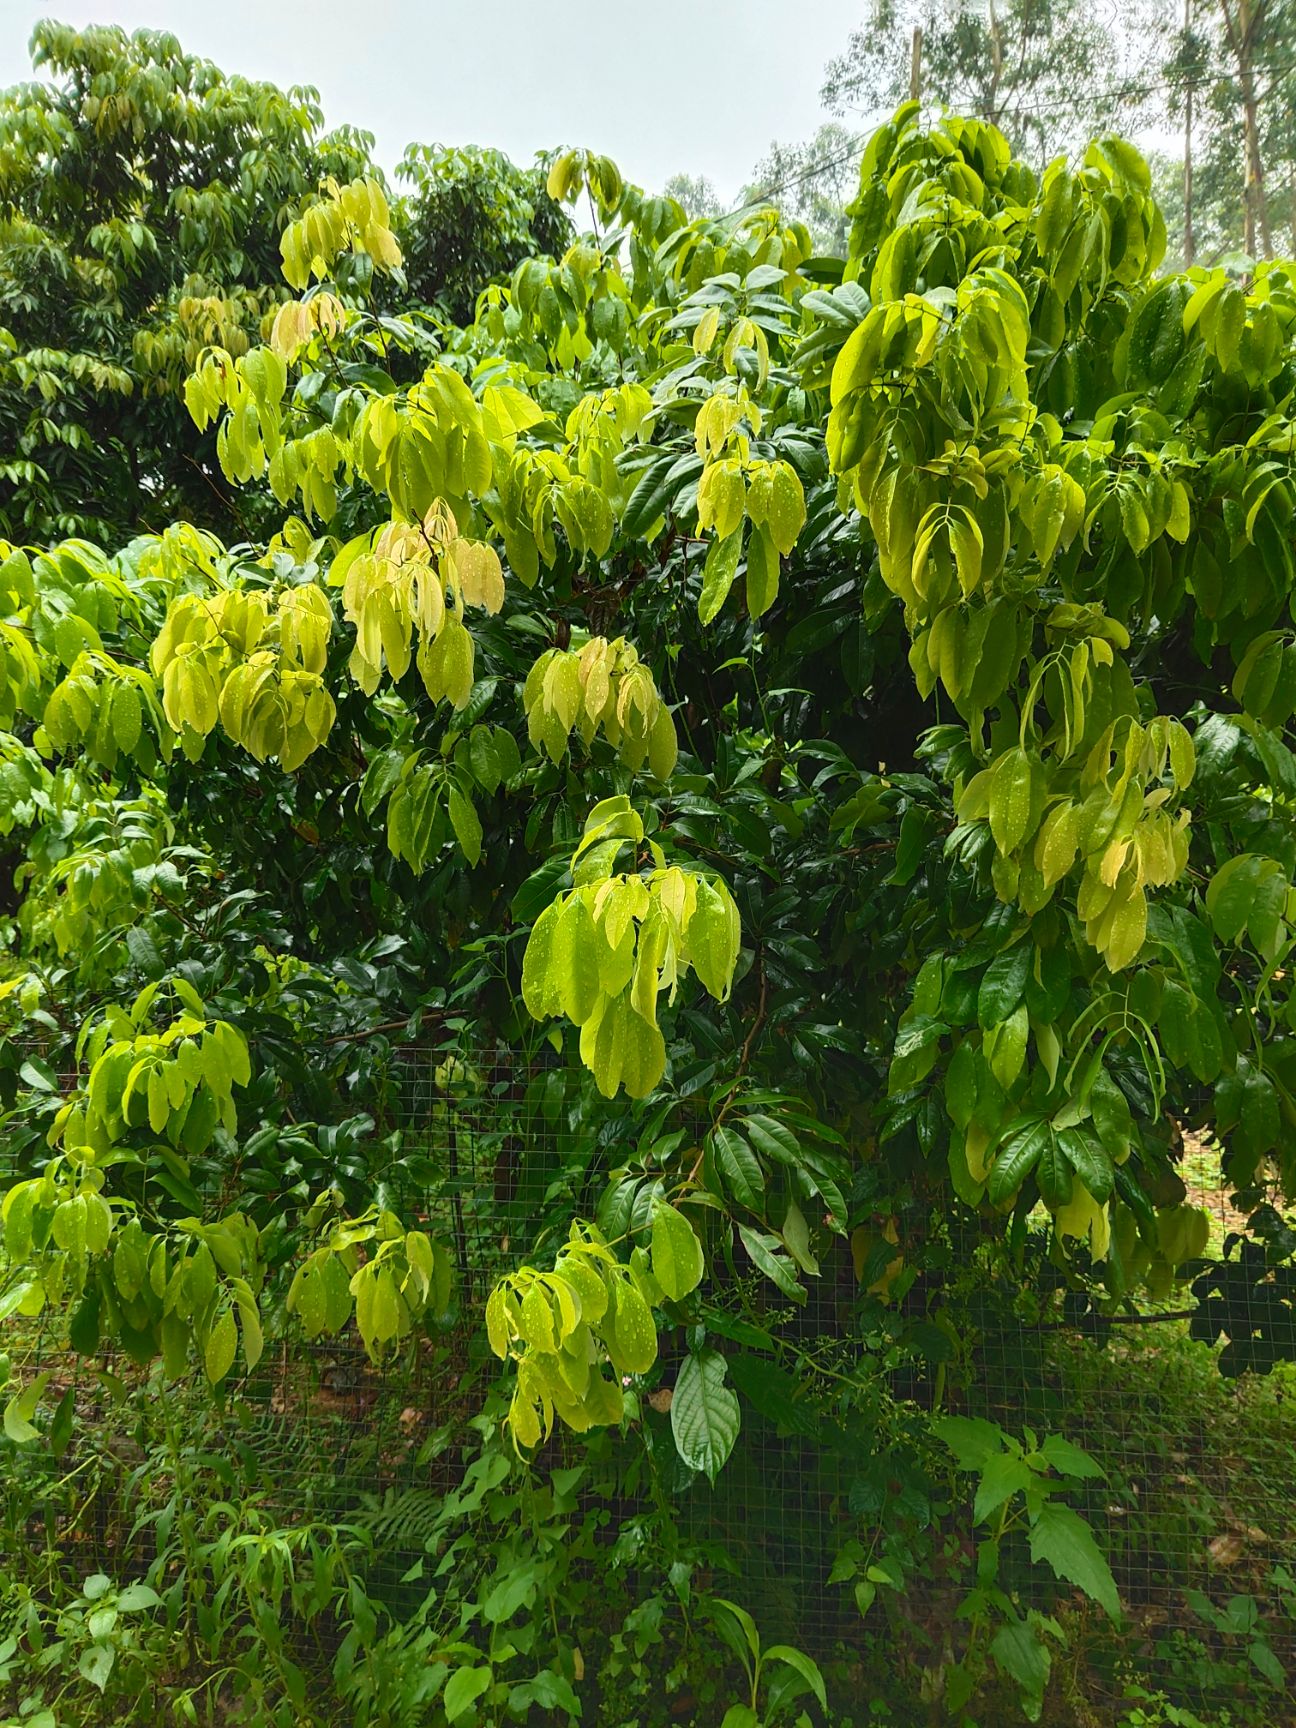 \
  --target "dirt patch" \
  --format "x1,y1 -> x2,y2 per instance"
1180,1127 -> 1252,1240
